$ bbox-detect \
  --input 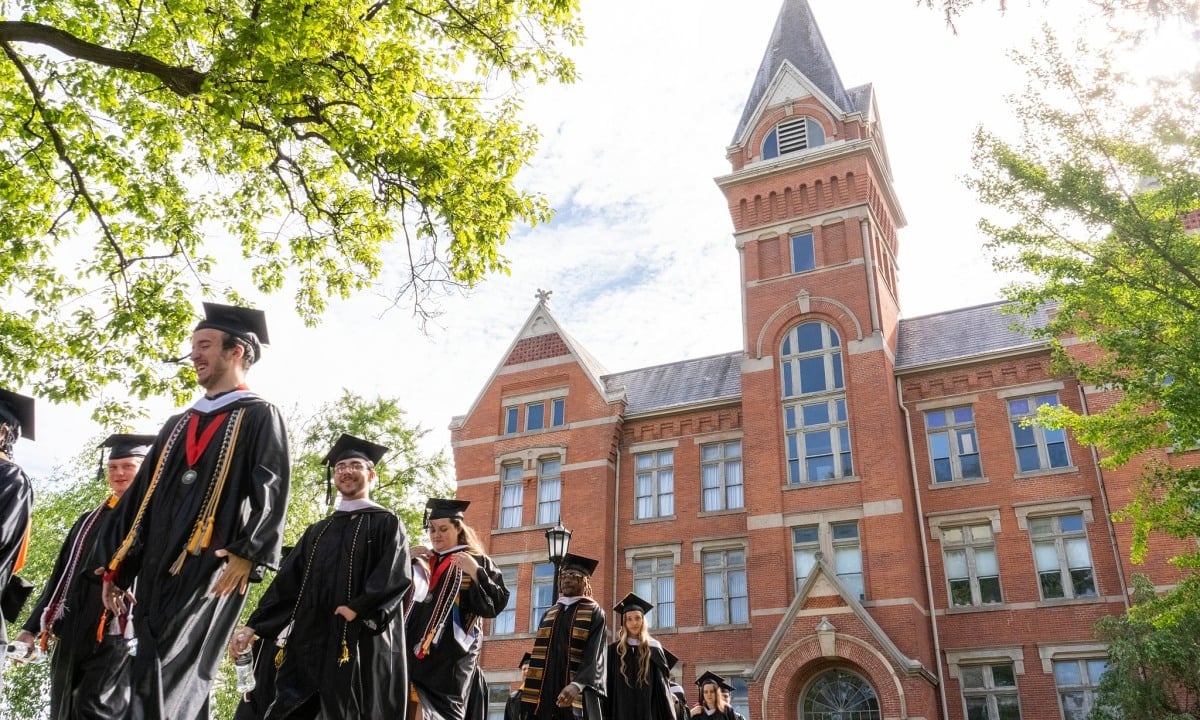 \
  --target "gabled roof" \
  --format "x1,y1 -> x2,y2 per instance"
751,553 -> 935,683
733,0 -> 856,143
603,351 -> 742,416
895,301 -> 1053,371
449,299 -> 617,430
